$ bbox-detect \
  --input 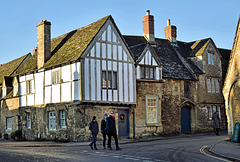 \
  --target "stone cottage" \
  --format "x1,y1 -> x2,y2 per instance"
123,10 -> 230,137
0,54 -> 31,137
223,16 -> 240,136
